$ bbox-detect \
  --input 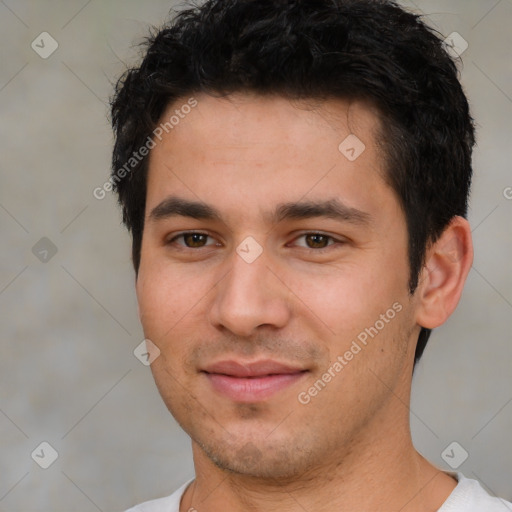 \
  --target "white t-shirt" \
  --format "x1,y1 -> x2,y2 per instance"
125,472 -> 512,512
